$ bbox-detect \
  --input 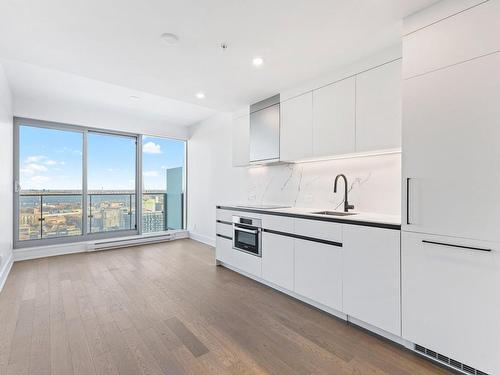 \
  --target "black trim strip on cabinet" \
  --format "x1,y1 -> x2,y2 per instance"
216,206 -> 400,230
216,220 -> 232,226
263,228 -> 342,247
216,234 -> 232,241
422,240 -> 491,253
